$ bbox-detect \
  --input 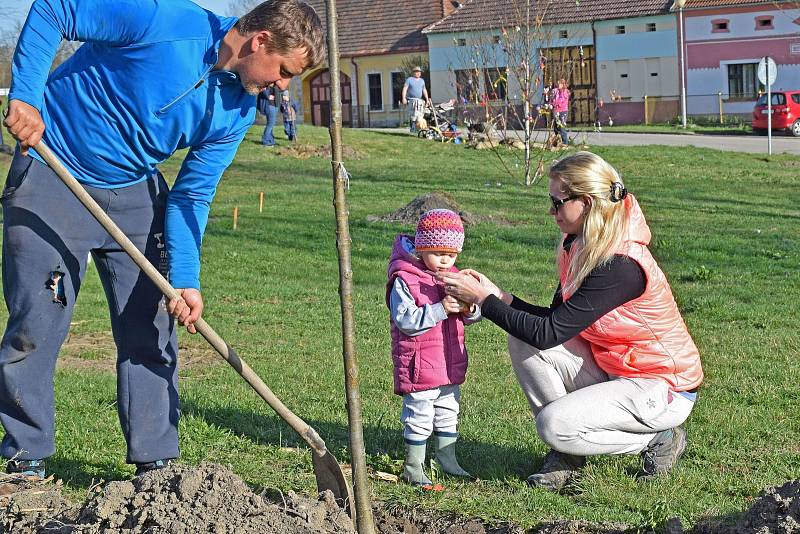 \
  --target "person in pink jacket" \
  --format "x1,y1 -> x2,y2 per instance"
386,209 -> 481,490
438,152 -> 703,491
552,78 -> 571,146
